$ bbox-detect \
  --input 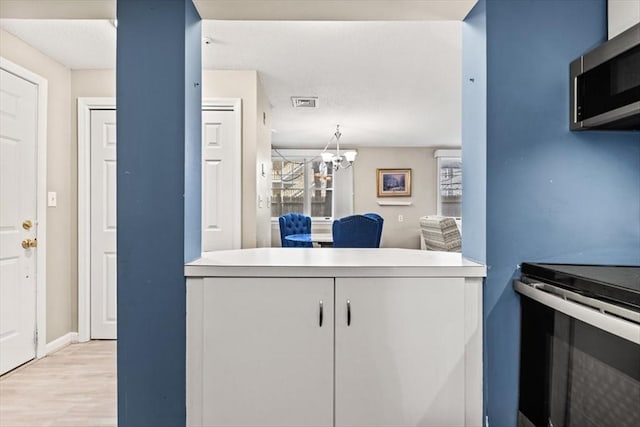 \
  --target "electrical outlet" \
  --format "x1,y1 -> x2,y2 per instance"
398,214 -> 403,222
